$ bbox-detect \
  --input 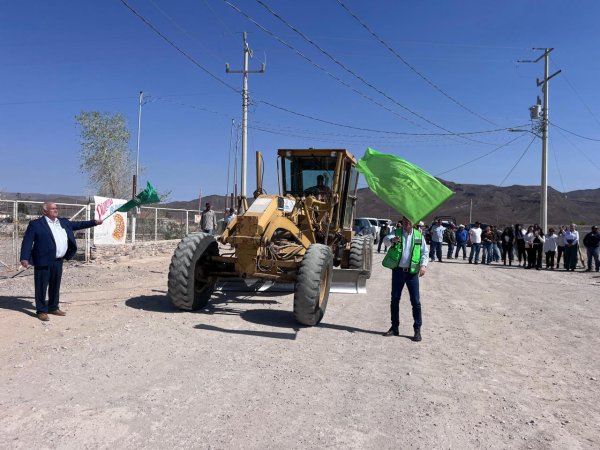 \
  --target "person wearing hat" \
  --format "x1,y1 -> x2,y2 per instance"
454,224 -> 468,259
444,224 -> 457,259
583,225 -> 600,272
200,202 -> 218,235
